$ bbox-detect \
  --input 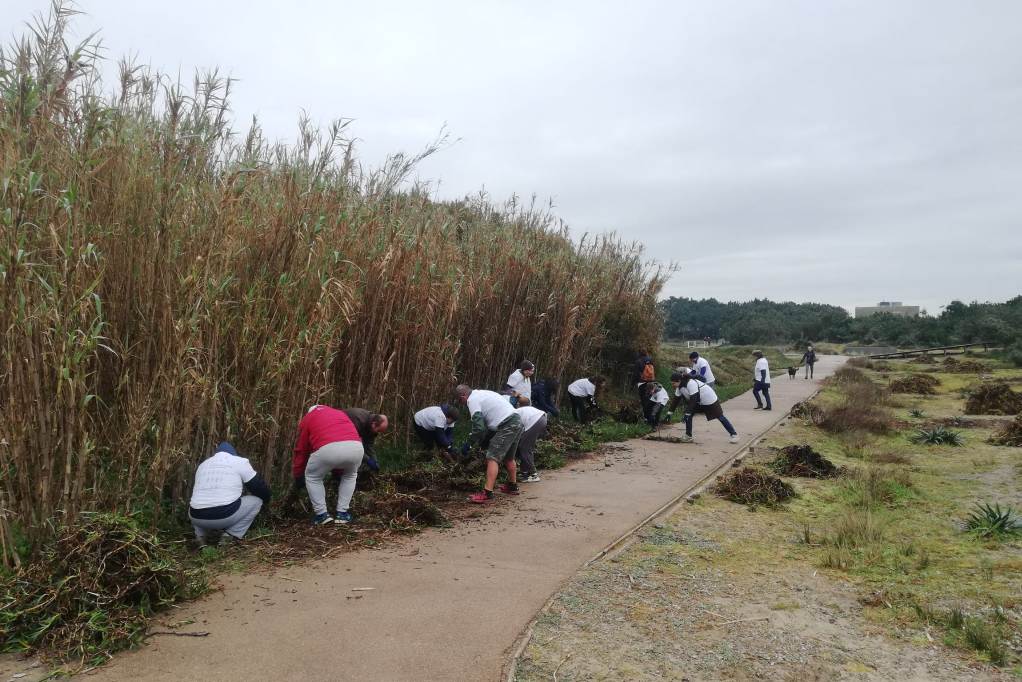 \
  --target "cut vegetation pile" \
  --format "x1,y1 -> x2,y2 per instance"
769,444 -> 841,478
964,383 -> 1022,415
989,415 -> 1022,447
943,357 -> 987,373
0,514 -> 198,665
789,400 -> 825,425
713,467 -> 795,506
889,374 -> 940,395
